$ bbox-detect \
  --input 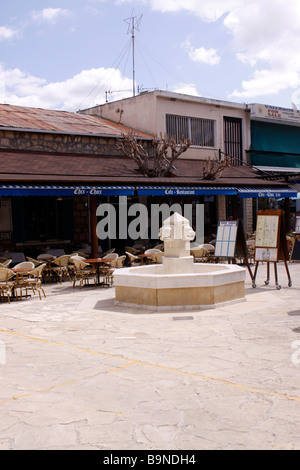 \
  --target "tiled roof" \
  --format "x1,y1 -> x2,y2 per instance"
0,104 -> 153,139
0,149 -> 288,187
